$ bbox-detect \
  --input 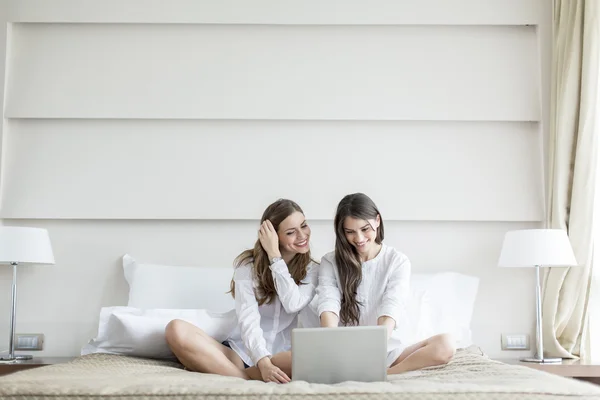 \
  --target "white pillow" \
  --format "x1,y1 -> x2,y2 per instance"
409,272 -> 479,348
82,307 -> 237,359
123,254 -> 235,312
